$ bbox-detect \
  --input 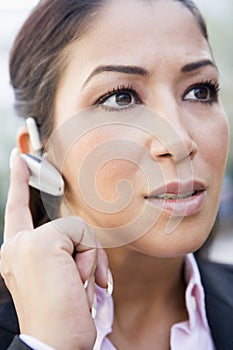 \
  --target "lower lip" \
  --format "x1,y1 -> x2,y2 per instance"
145,191 -> 206,217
